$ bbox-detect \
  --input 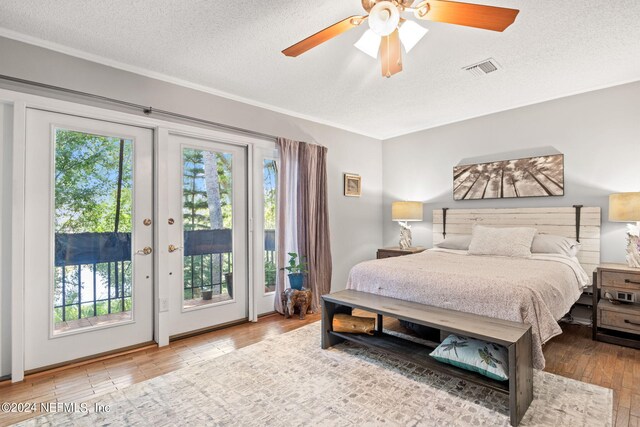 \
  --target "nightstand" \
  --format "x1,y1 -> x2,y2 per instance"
594,263 -> 640,348
376,247 -> 425,259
